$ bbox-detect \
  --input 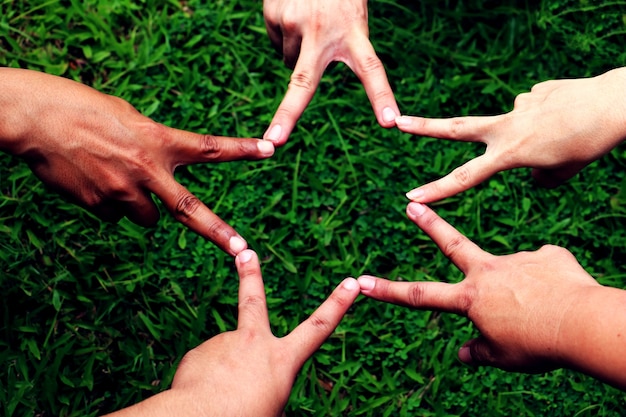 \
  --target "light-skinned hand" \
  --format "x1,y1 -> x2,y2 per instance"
399,67 -> 626,203
262,0 -> 400,145
105,249 -> 361,416
358,202 -> 626,389
0,68 -> 276,255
